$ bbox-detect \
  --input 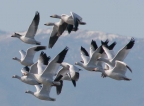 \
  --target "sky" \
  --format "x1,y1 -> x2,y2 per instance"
0,0 -> 143,38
